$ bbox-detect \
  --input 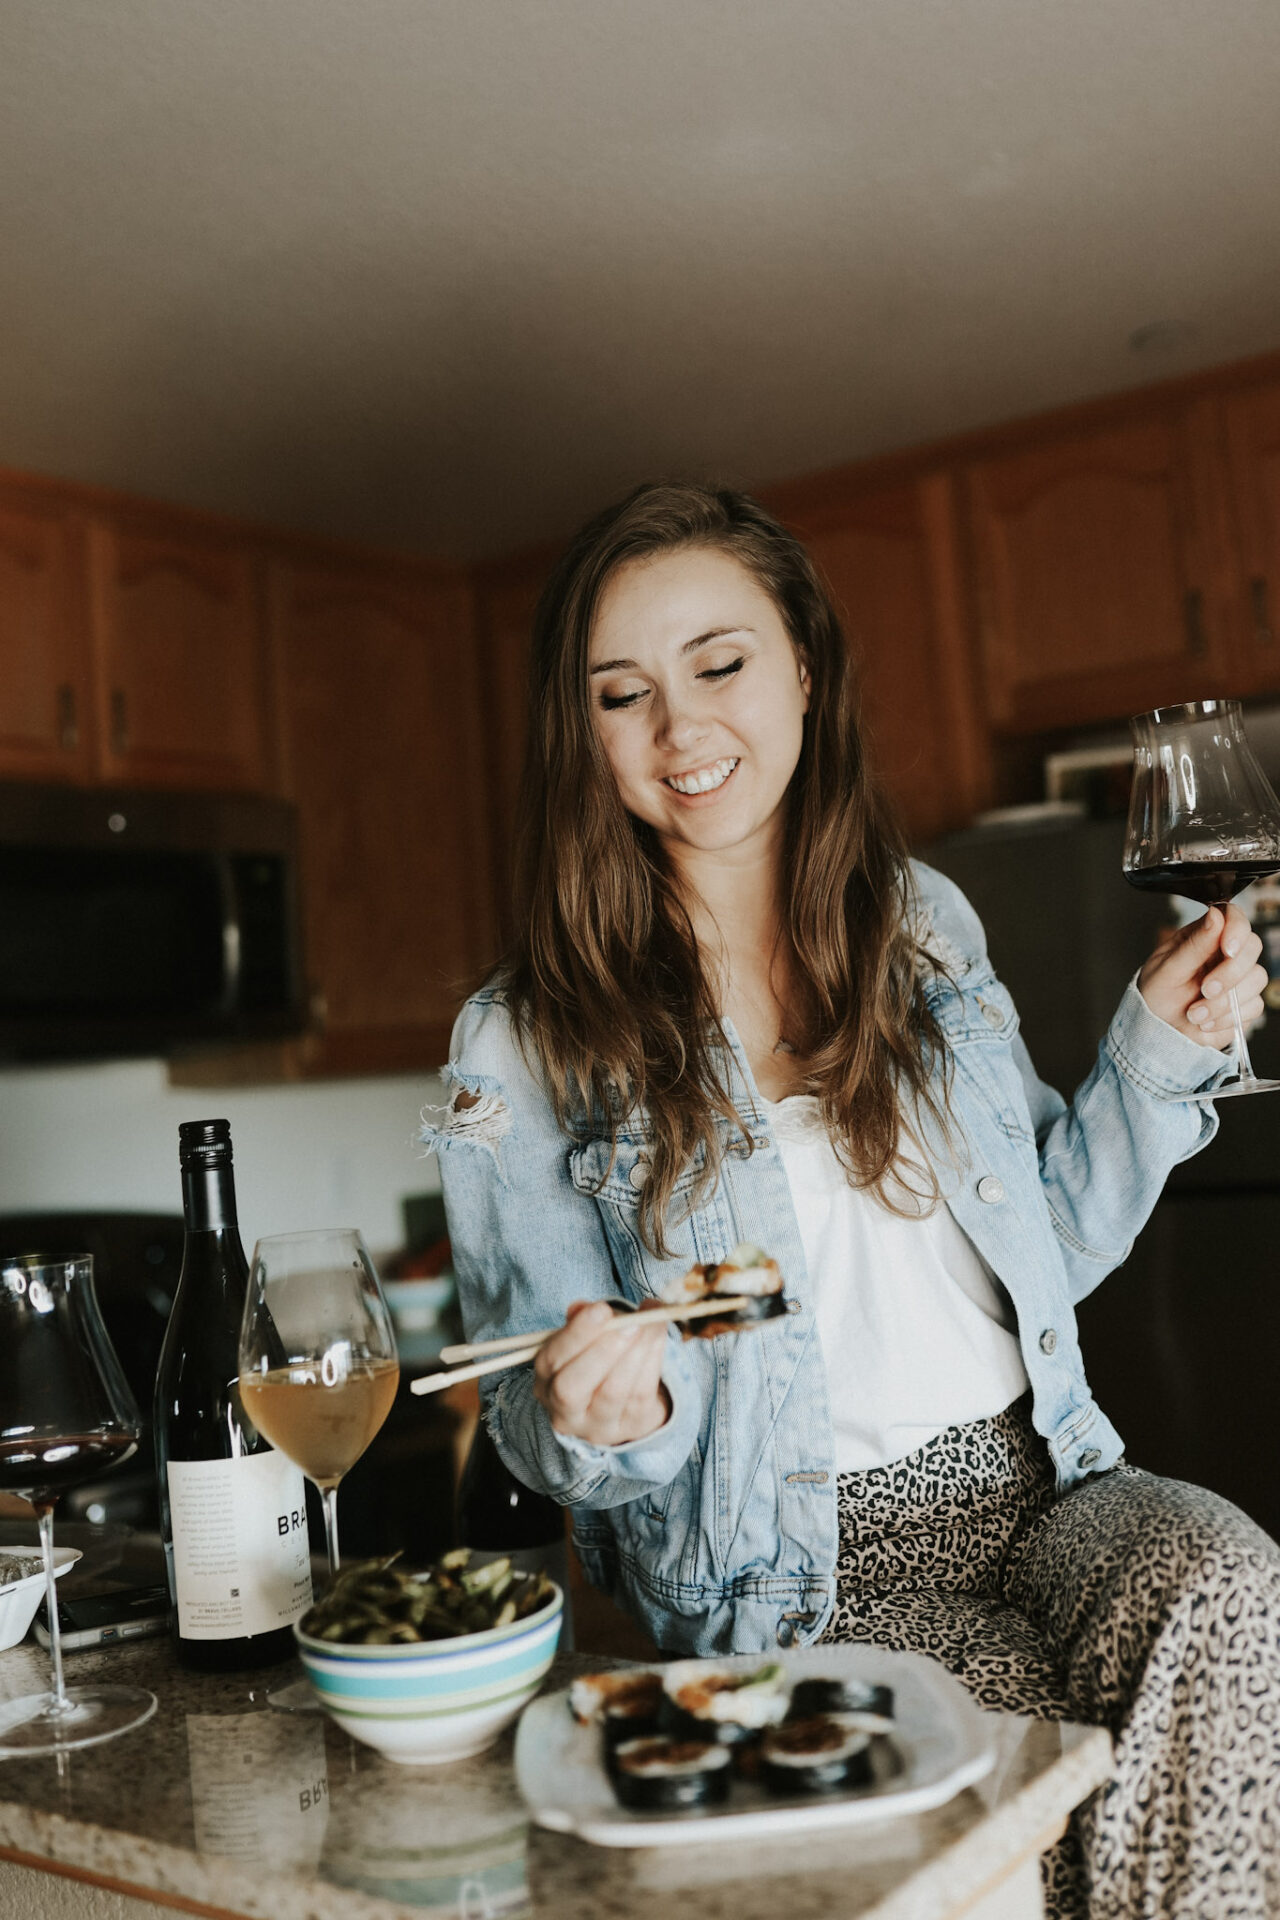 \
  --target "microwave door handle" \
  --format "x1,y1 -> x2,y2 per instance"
215,857 -> 242,1018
